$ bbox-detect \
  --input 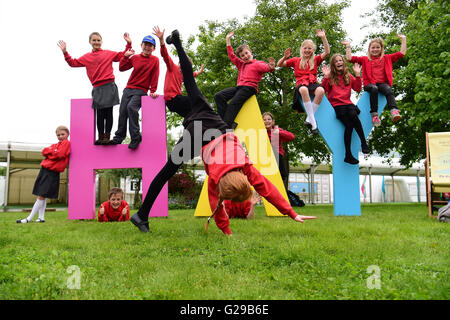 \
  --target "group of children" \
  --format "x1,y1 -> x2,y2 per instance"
17,27 -> 406,233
